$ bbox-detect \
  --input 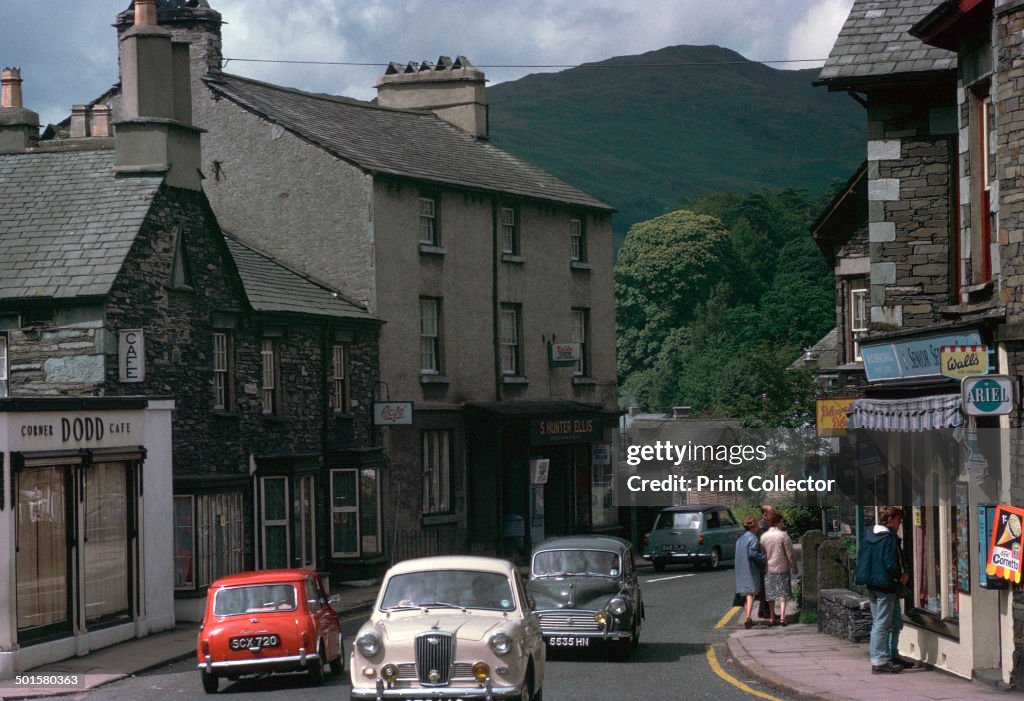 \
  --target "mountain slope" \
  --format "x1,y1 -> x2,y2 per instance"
487,45 -> 865,244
